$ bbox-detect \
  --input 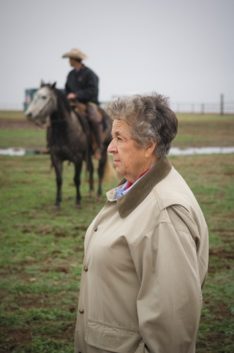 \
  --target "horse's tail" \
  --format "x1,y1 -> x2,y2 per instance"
103,155 -> 117,183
